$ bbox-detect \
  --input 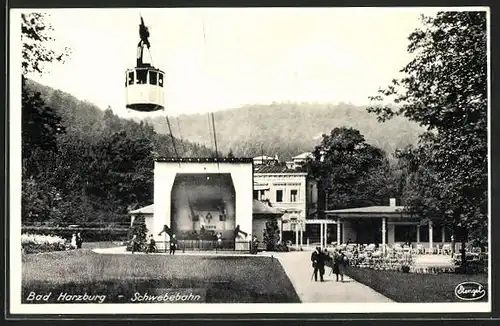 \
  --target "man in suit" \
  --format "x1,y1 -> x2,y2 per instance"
311,247 -> 326,282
